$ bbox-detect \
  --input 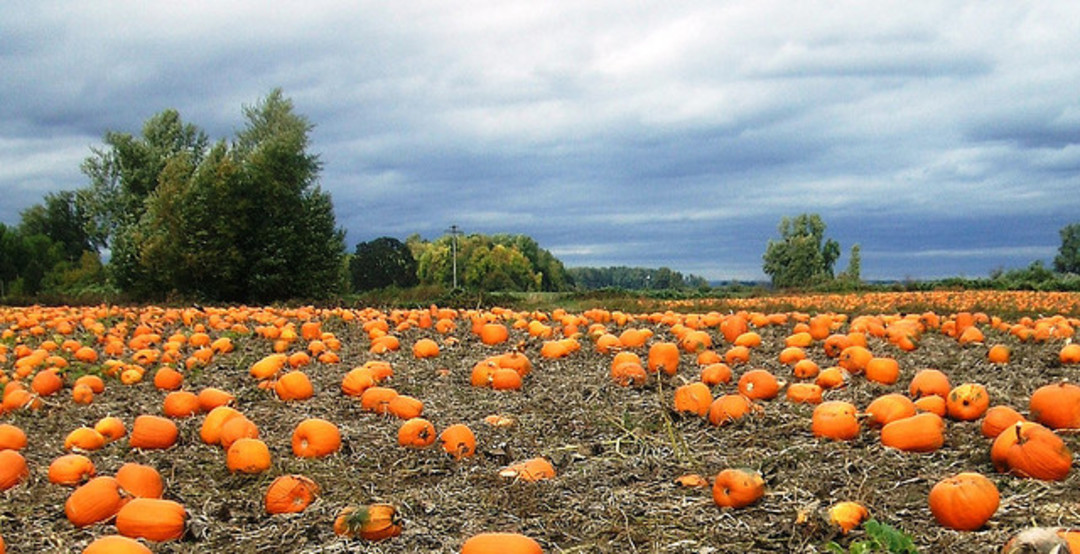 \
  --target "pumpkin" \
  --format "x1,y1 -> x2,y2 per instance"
491,368 -> 523,390
74,374 -> 105,393
880,412 -> 945,453
48,454 -> 96,486
65,427 -> 106,451
822,334 -> 853,358
1028,382 -> 1080,430
115,498 -> 186,542
946,383 -> 990,421
334,503 -> 402,541
292,418 -> 341,458
197,387 -> 235,411
0,424 -> 27,450
341,367 -> 376,397
928,472 -> 999,531
812,401 -> 860,441
990,422 -> 1072,481
359,386 -> 399,413
30,368 -> 64,396
908,368 -> 951,399
1059,343 -> 1080,364
673,382 -> 713,416
864,393 -> 916,427
777,346 -> 806,366
712,468 -> 765,508
708,394 -> 757,426
439,423 -> 477,460
981,405 -> 1026,439
397,418 -> 436,449
499,457 -> 556,482
792,359 -> 820,379
737,369 -> 780,400
219,415 -> 260,449
987,344 -> 1011,364
837,346 -> 872,374
65,476 -> 124,527
129,415 -> 178,450
94,416 -> 127,442
162,390 -> 200,418
1002,527 -> 1075,554
496,351 -> 533,376
274,370 -> 314,401
785,383 -> 823,404
479,323 -> 510,345
265,474 -> 319,514
82,535 -> 153,553
720,315 -> 749,344
647,342 -> 681,375
829,501 -> 869,534
724,345 -> 752,365
226,438 -> 272,474
200,406 -> 243,445
815,367 -> 849,389
611,360 -> 647,387
461,532 -> 543,554
0,450 -> 28,491
674,474 -> 710,488
153,367 -> 184,391
864,357 -> 900,385
116,462 -> 164,498
250,353 -> 287,380
700,363 -> 733,386
914,395 -> 947,417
